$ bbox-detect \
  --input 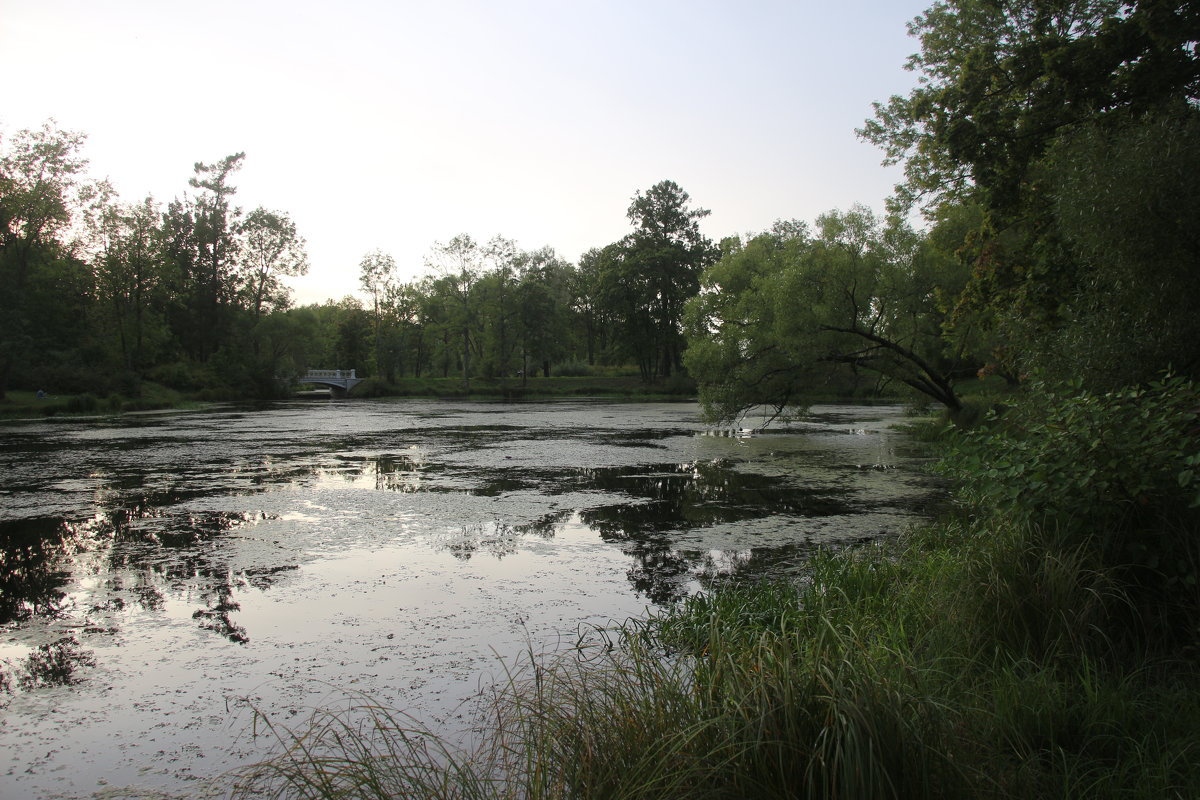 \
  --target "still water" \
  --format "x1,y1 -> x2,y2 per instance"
0,399 -> 941,798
